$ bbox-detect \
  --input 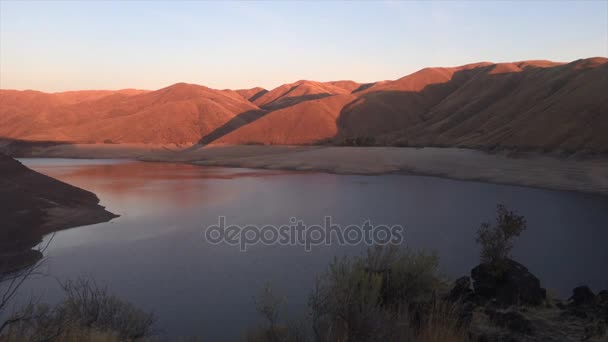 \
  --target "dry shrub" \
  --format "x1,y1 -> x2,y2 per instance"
416,299 -> 469,342
2,276 -> 154,341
